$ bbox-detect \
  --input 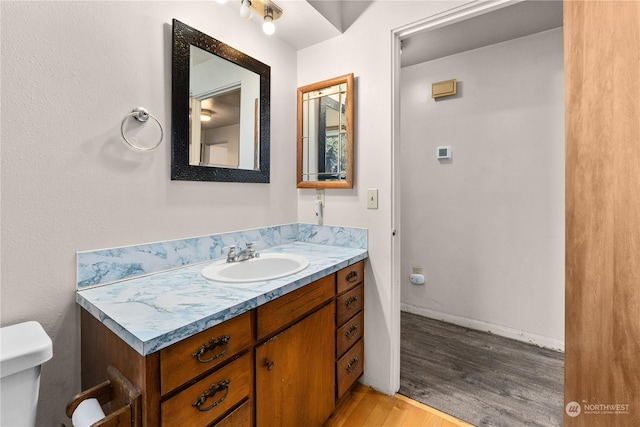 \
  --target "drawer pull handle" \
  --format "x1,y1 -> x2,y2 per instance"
345,324 -> 359,339
346,357 -> 359,373
192,335 -> 230,363
192,379 -> 230,412
346,271 -> 359,283
264,358 -> 275,371
345,296 -> 359,309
